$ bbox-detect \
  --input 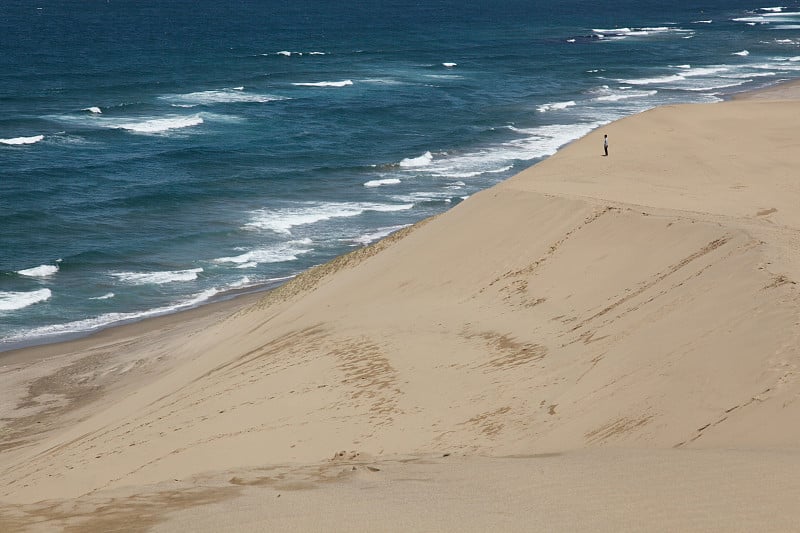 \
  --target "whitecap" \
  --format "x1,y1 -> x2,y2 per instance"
593,89 -> 658,102
399,151 -> 433,168
90,293 -> 115,300
364,178 -> 401,188
0,289 -> 52,312
160,89 -> 286,106
537,100 -> 577,112
442,62 -> 457,67
17,264 -> 59,277
113,115 -> 204,133
111,267 -> 203,285
85,106 -> 103,114
292,80 -> 353,87
683,79 -> 751,91
244,203 -> 413,235
733,50 -> 750,56
0,135 -> 44,145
